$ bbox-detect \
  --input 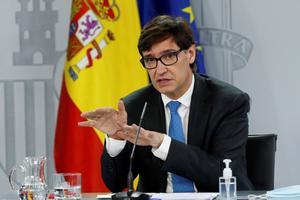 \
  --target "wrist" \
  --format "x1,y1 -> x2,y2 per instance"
151,133 -> 164,148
